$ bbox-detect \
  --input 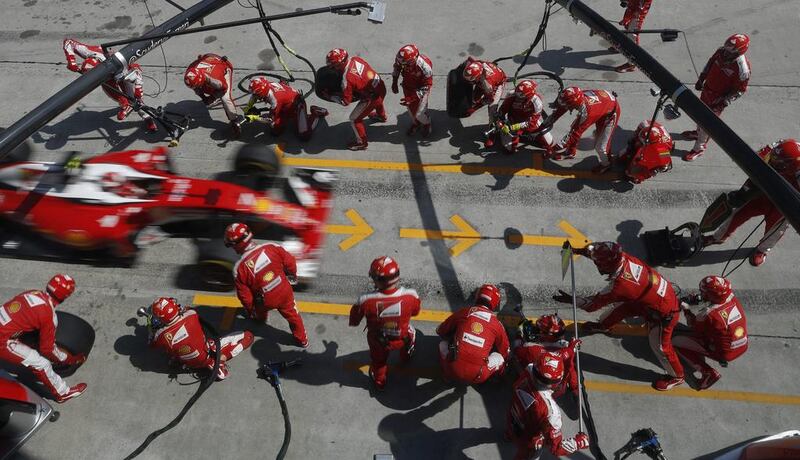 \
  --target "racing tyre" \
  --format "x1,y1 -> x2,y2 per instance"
315,65 -> 344,102
446,62 -> 473,118
234,144 -> 282,185
196,238 -> 237,291
52,312 -> 95,377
